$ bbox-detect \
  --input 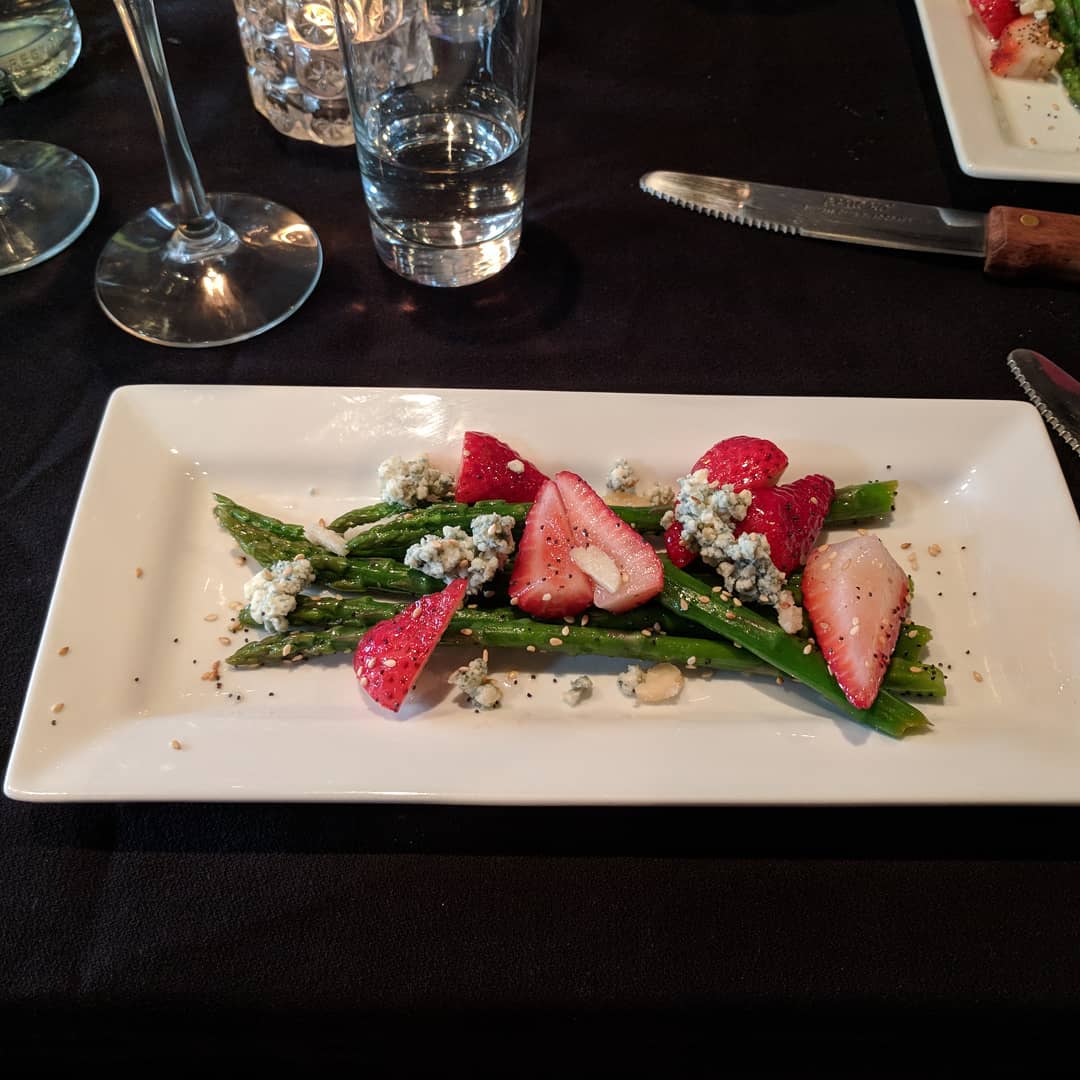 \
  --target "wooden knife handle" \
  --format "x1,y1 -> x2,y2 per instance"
984,206 -> 1080,283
